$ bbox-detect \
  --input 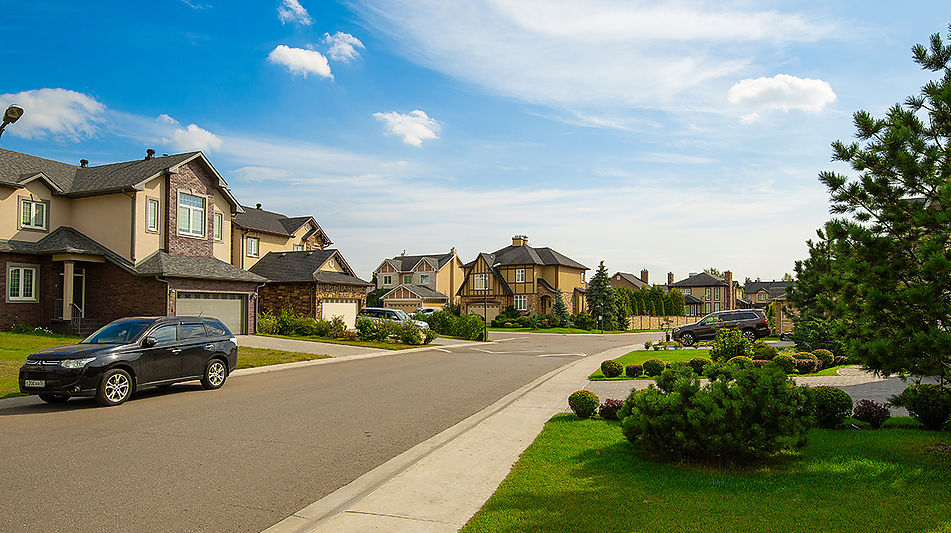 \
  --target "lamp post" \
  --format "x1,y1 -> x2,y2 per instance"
598,302 -> 603,334
482,273 -> 488,342
0,105 -> 24,139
